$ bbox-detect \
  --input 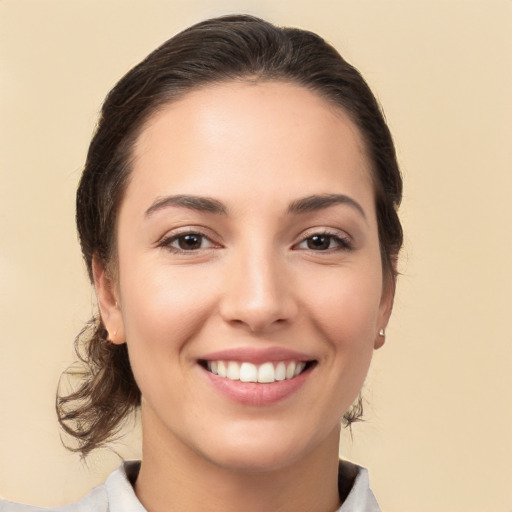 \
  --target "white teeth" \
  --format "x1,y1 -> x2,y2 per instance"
257,362 -> 275,383
286,362 -> 296,379
205,360 -> 309,383
294,362 -> 305,377
275,362 -> 286,381
239,362 -> 258,382
217,361 -> 227,378
227,361 -> 240,380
